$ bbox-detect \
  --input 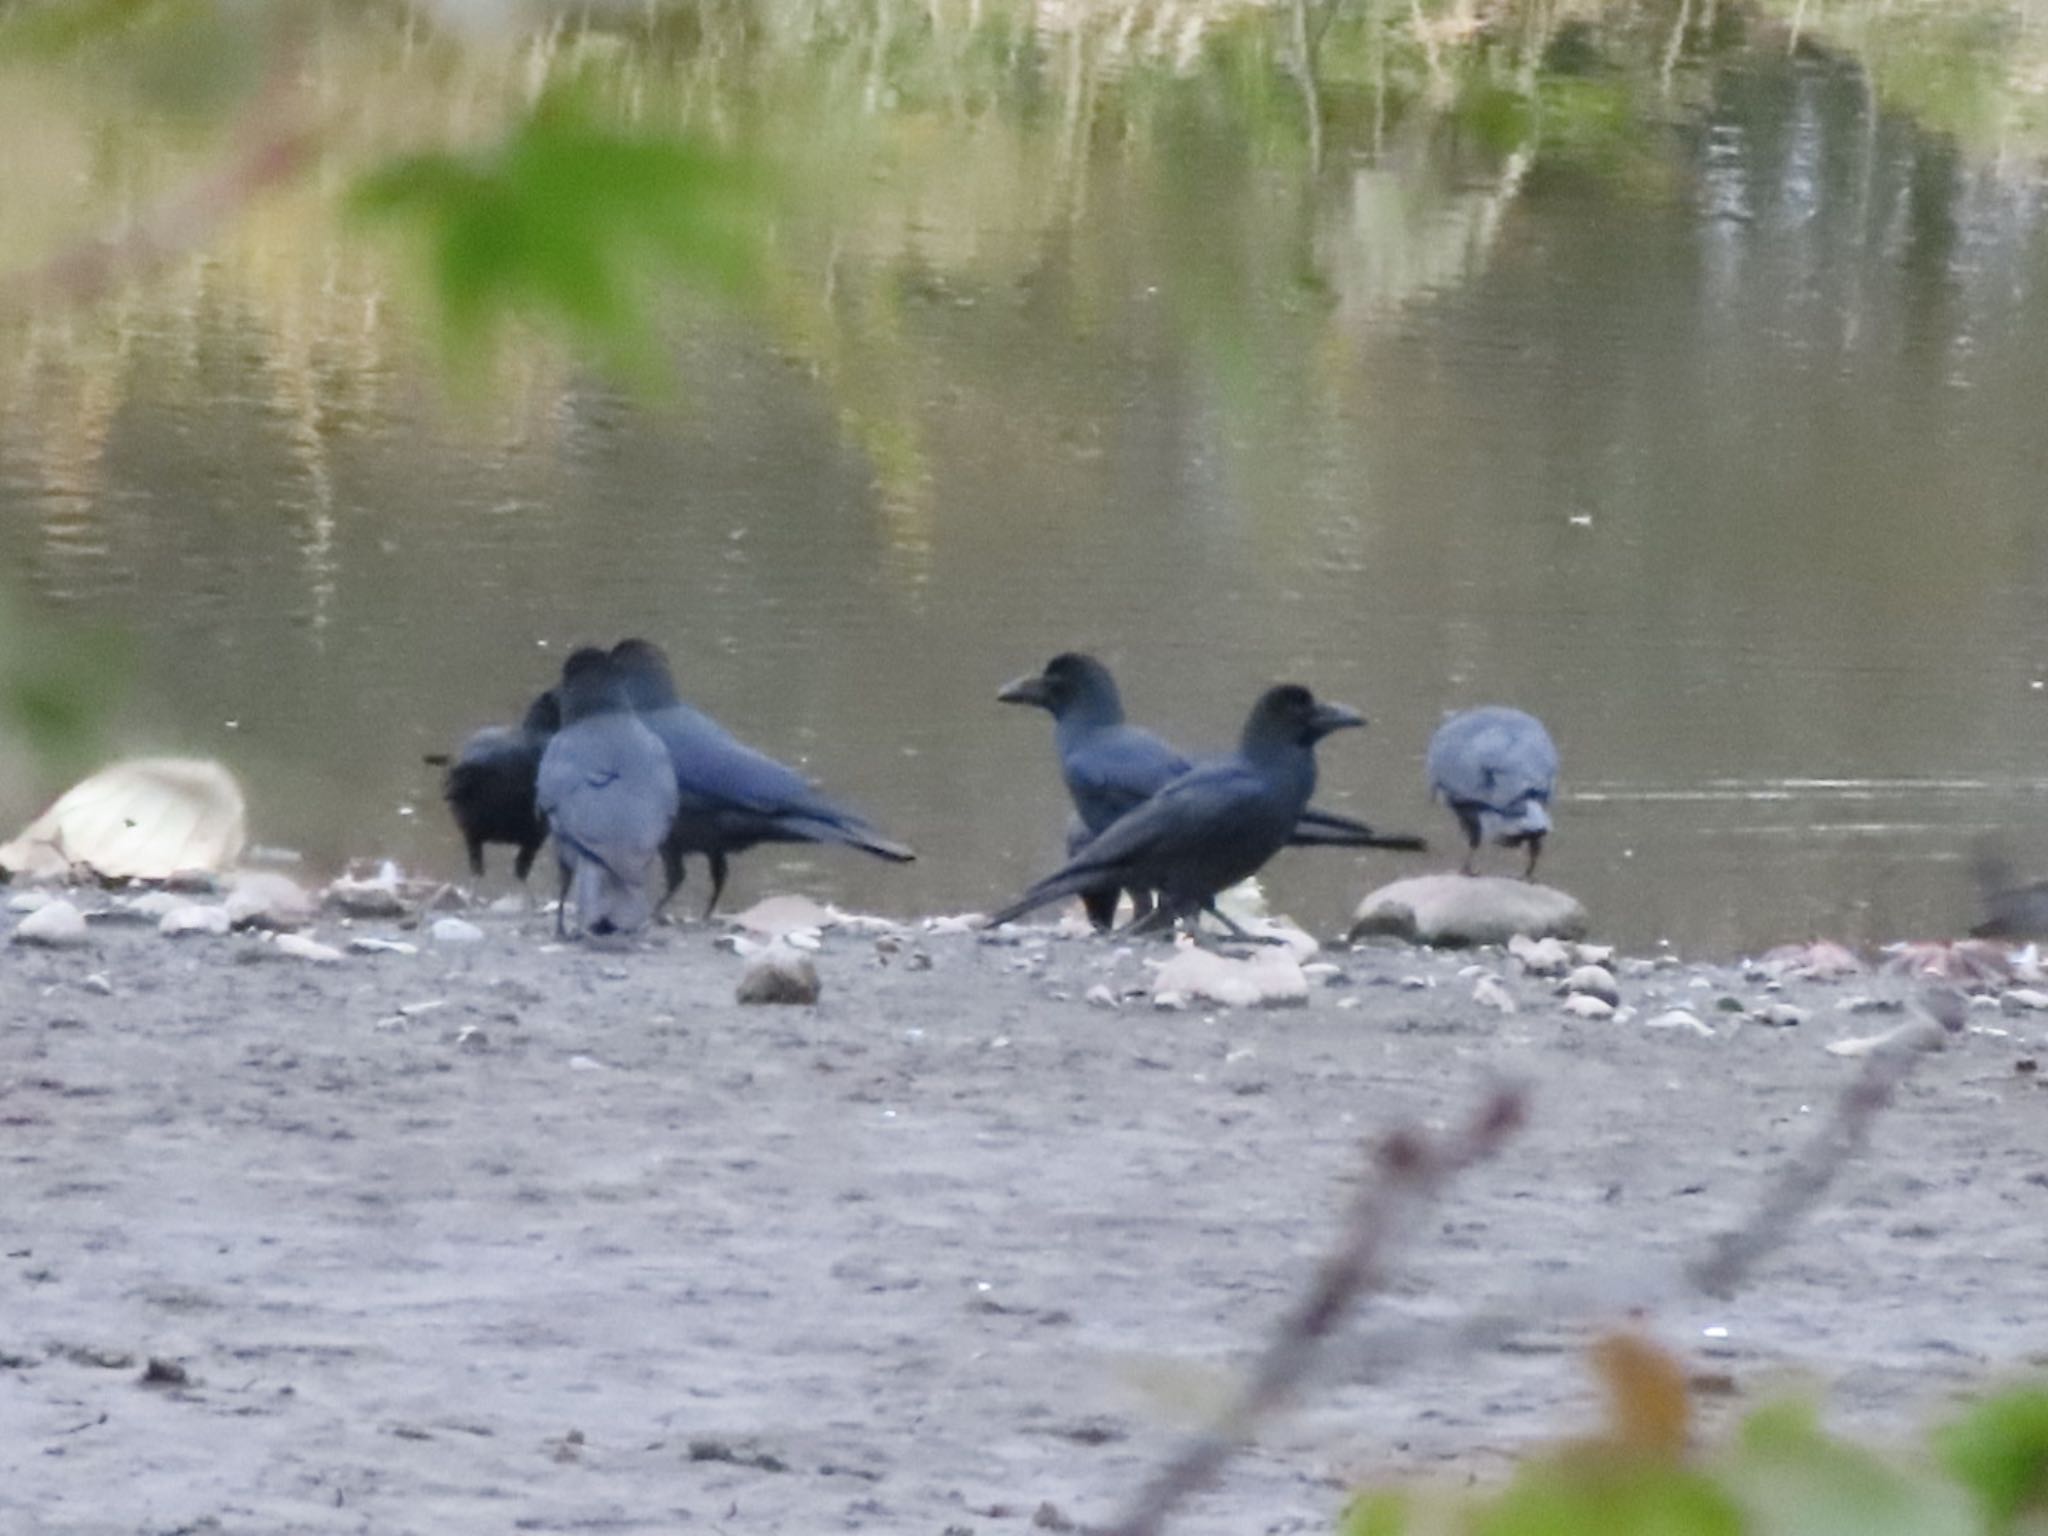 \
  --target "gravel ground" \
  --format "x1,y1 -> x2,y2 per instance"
3,895 -> 2046,1535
